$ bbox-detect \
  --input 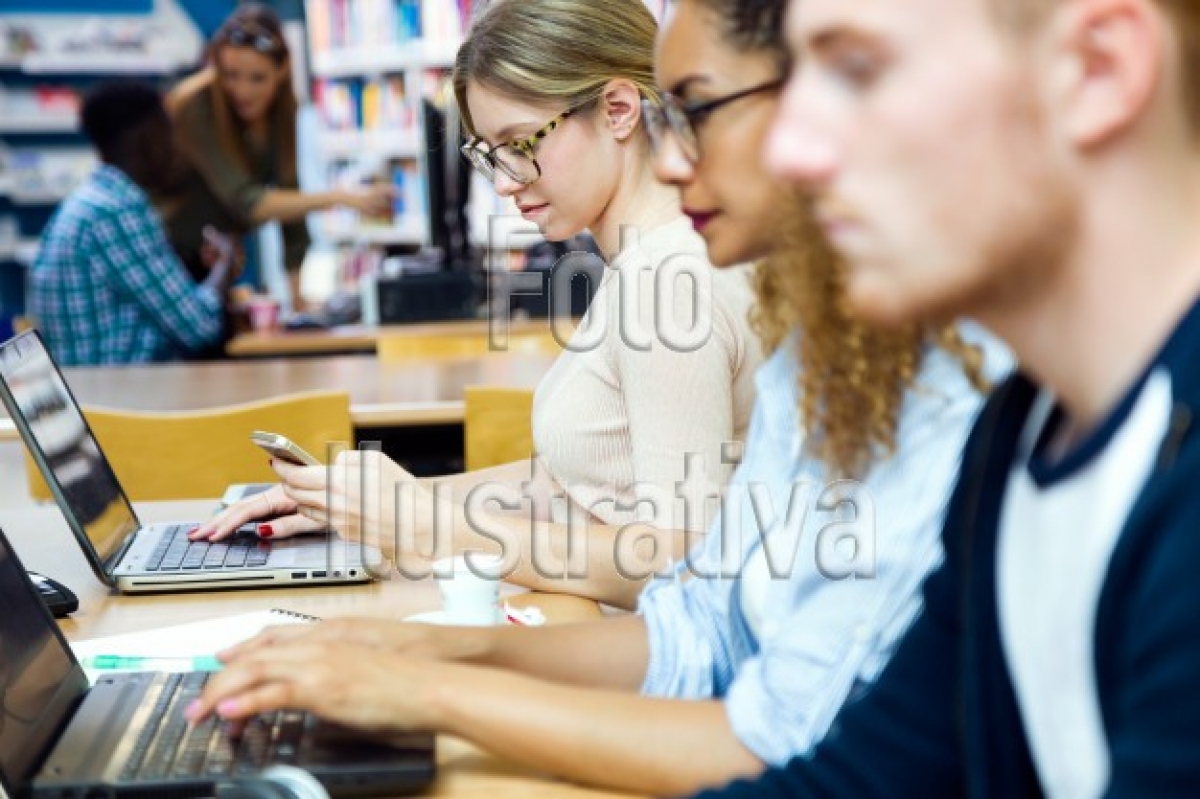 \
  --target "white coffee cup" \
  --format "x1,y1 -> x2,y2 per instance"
431,553 -> 505,626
